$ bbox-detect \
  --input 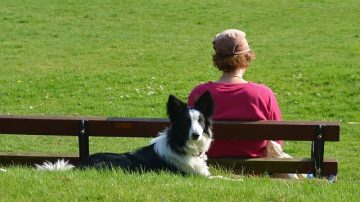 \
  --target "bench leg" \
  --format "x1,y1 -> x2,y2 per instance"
78,120 -> 89,161
311,125 -> 325,178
